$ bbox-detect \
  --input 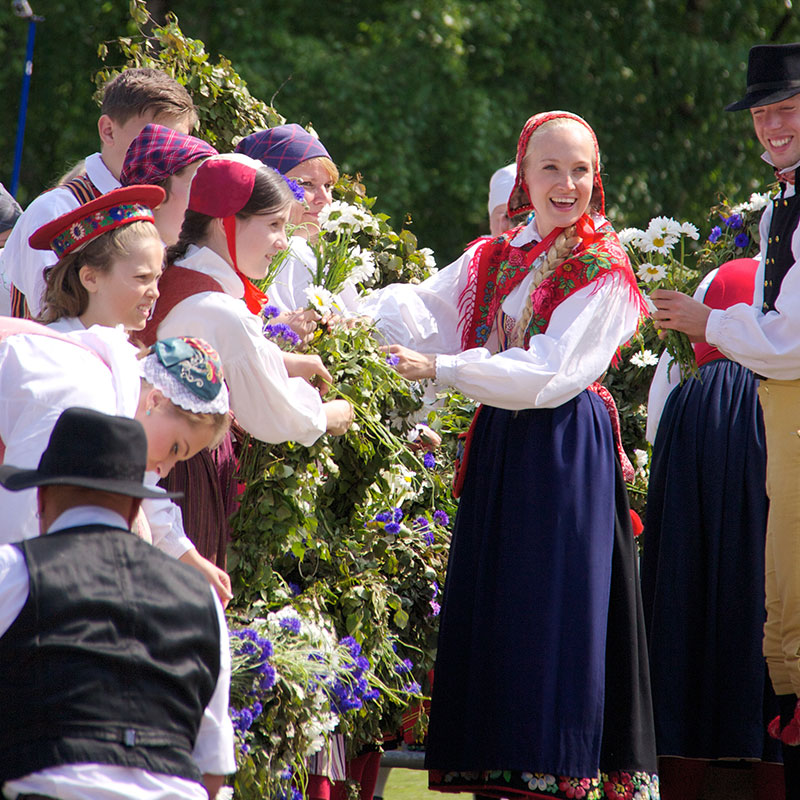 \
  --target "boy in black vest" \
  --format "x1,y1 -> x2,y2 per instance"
652,42 -> 800,798
0,407 -> 234,799
0,67 -> 197,319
